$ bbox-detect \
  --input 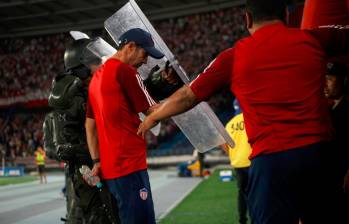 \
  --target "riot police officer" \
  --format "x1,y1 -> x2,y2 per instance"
43,38 -> 119,224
